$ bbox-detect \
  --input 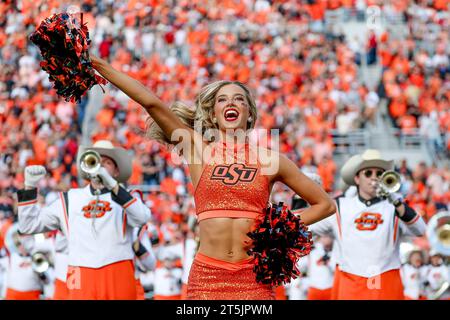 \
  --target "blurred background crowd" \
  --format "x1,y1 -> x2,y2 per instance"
0,0 -> 448,299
